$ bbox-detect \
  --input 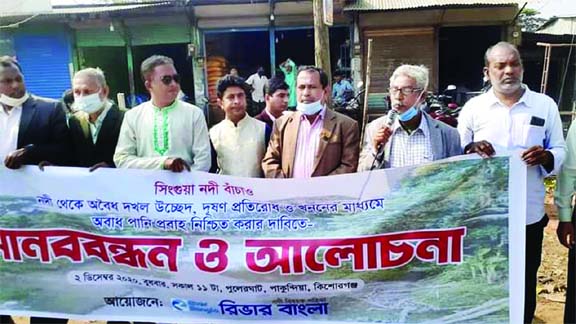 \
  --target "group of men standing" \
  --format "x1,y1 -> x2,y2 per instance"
0,40 -> 573,323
